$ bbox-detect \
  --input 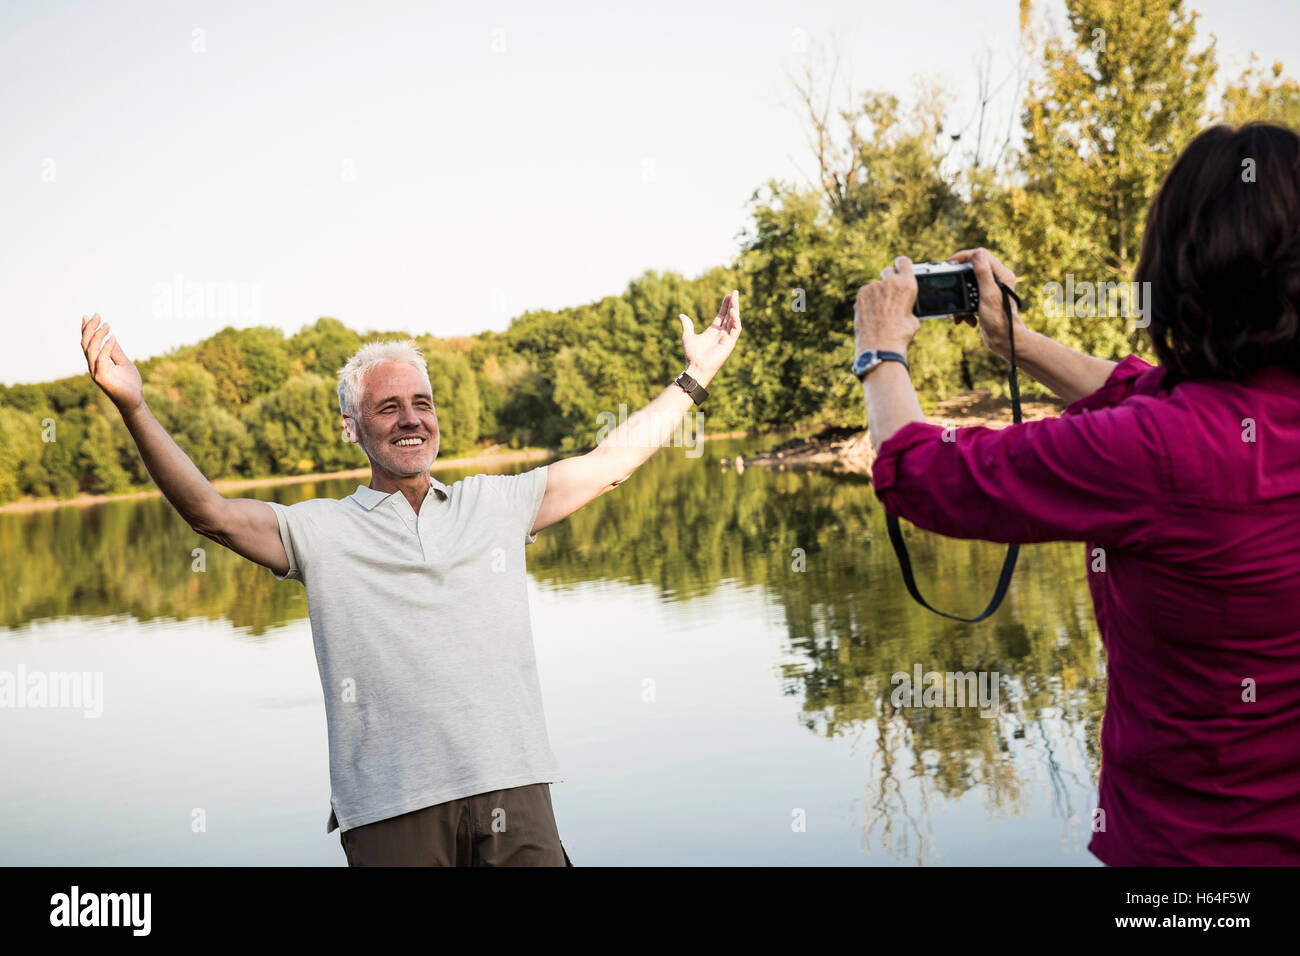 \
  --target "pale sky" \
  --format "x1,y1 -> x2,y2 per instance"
4,0 -> 1297,385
